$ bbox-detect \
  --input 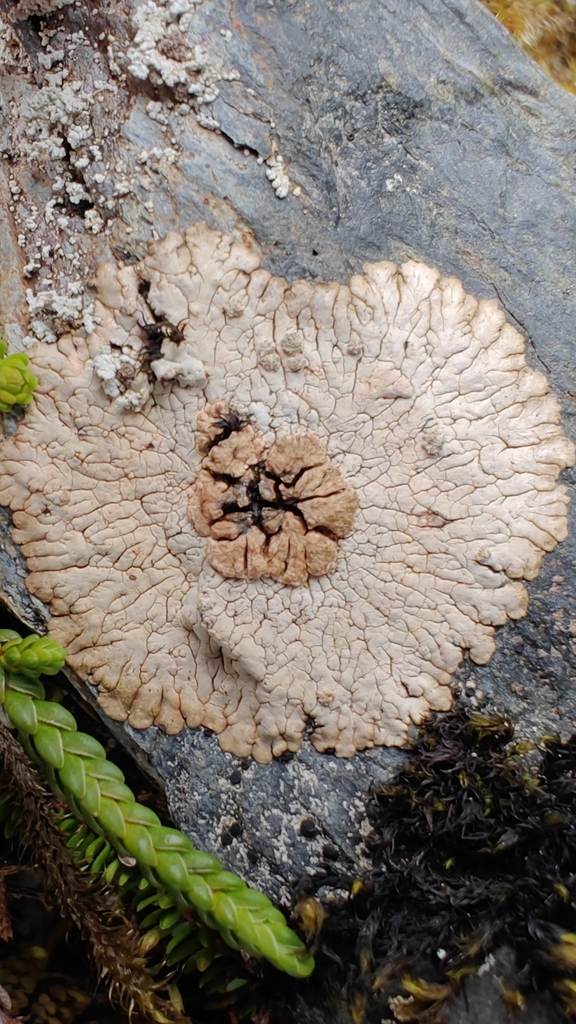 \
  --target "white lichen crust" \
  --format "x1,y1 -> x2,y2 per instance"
0,223 -> 573,762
